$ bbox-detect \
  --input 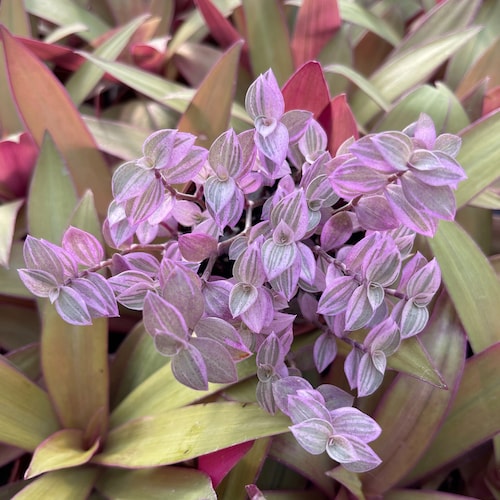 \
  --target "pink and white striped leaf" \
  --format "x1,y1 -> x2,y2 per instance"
54,286 -> 91,326
62,226 -> 104,267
